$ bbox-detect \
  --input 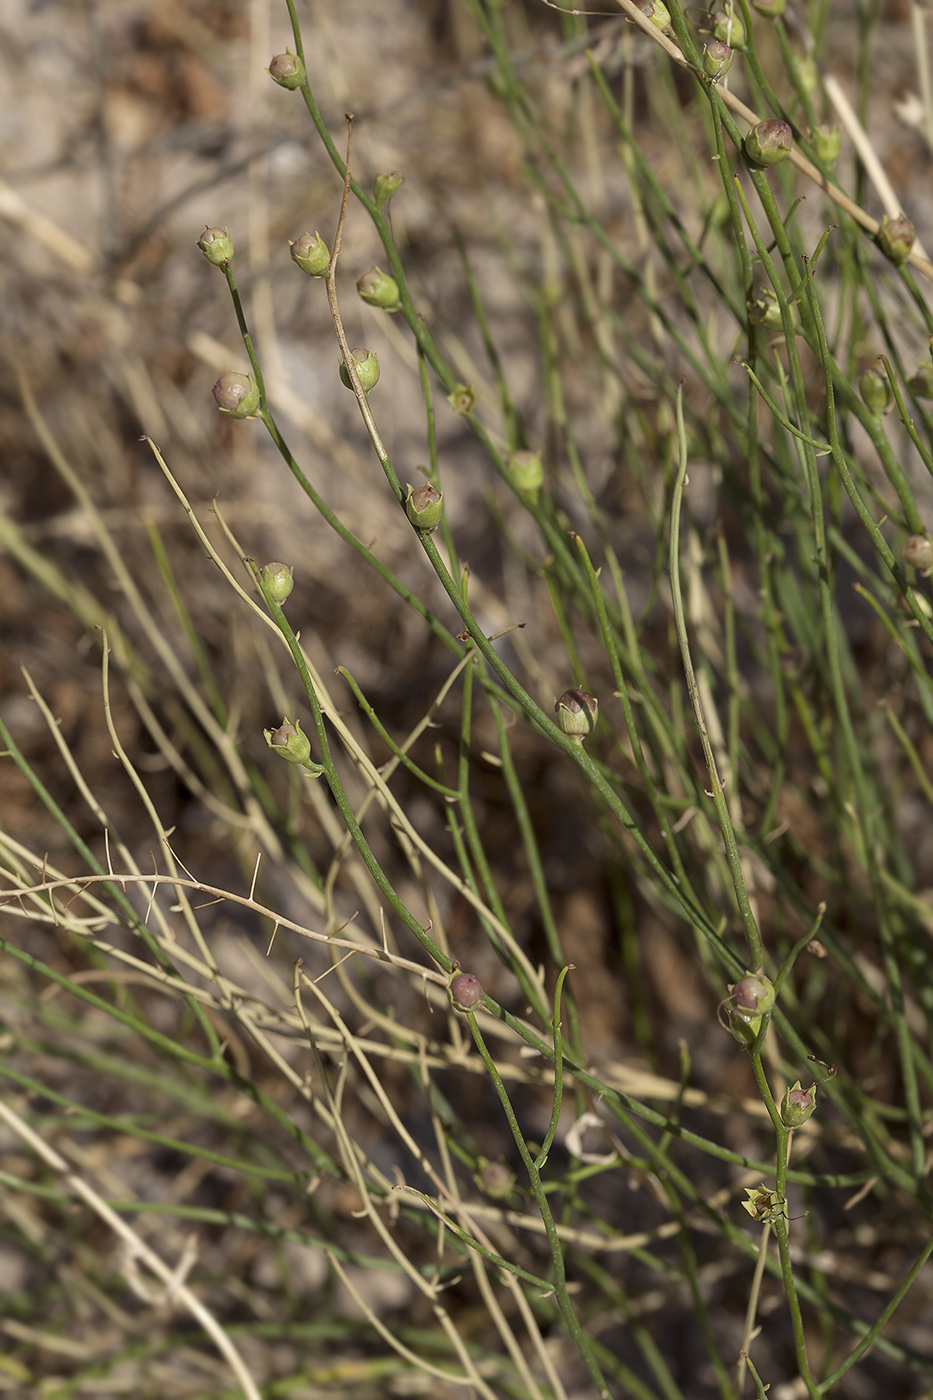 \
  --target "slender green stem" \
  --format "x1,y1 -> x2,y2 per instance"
669,390 -> 762,965
468,1012 -> 611,1399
